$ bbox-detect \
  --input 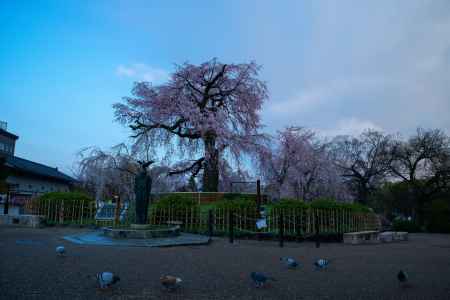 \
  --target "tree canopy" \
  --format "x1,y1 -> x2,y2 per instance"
113,58 -> 268,192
